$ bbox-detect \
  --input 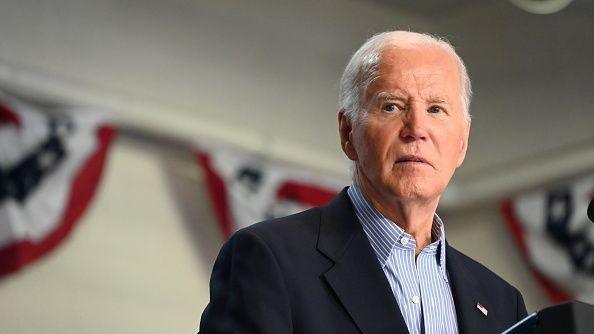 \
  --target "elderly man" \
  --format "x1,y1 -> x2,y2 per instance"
199,31 -> 527,334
